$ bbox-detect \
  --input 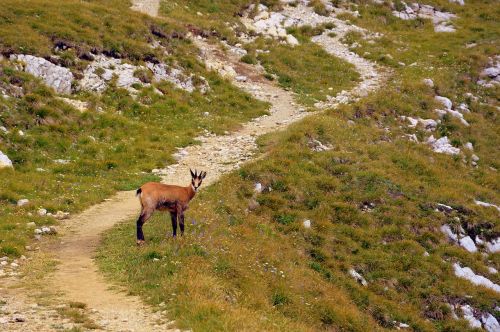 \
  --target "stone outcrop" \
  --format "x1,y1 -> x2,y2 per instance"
478,56 -> 500,88
453,263 -> 500,293
427,135 -> 460,155
80,55 -> 207,93
392,2 -> 457,32
10,54 -> 74,94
